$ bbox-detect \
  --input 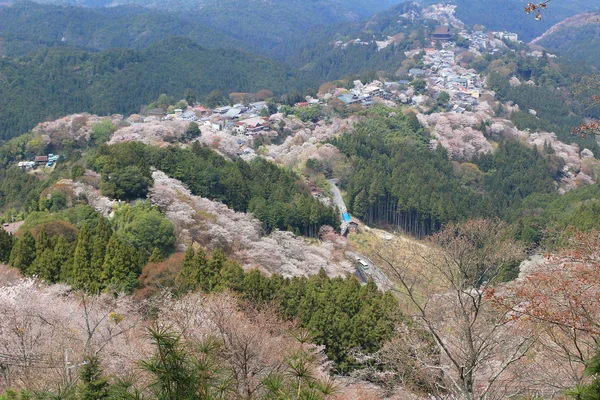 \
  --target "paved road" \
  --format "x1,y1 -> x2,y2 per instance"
328,179 -> 350,234
327,180 -> 394,290
348,251 -> 394,290
327,179 -> 347,216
